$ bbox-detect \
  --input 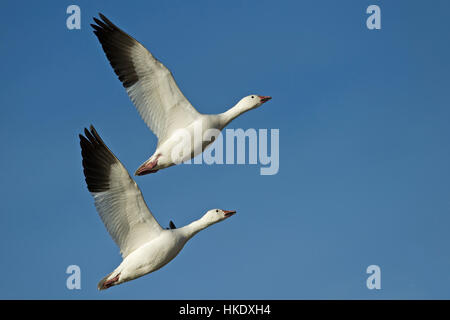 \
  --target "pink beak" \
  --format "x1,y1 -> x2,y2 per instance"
135,162 -> 158,176
223,210 -> 236,217
259,96 -> 272,103
135,155 -> 161,176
